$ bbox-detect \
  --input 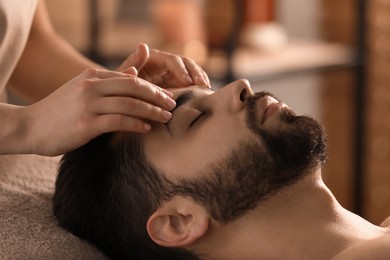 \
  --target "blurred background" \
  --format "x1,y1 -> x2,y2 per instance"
45,0 -> 390,224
